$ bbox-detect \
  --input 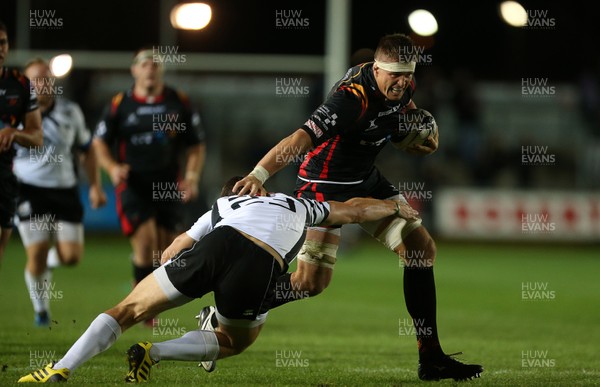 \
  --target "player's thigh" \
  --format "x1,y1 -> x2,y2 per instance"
293,227 -> 340,292
297,227 -> 340,269
115,182 -> 154,238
